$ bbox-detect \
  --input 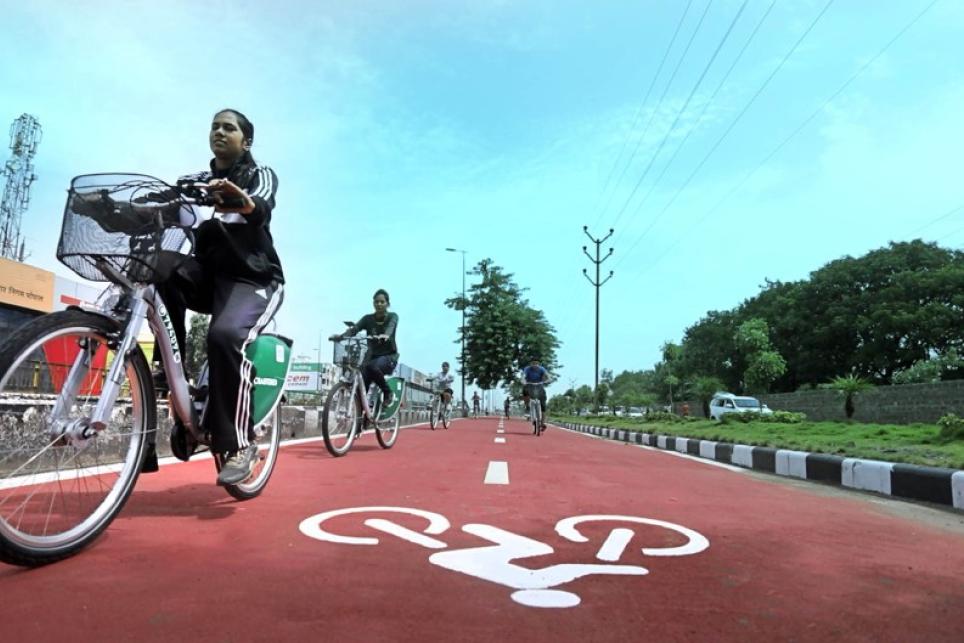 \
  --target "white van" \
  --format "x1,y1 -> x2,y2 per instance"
709,392 -> 773,421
